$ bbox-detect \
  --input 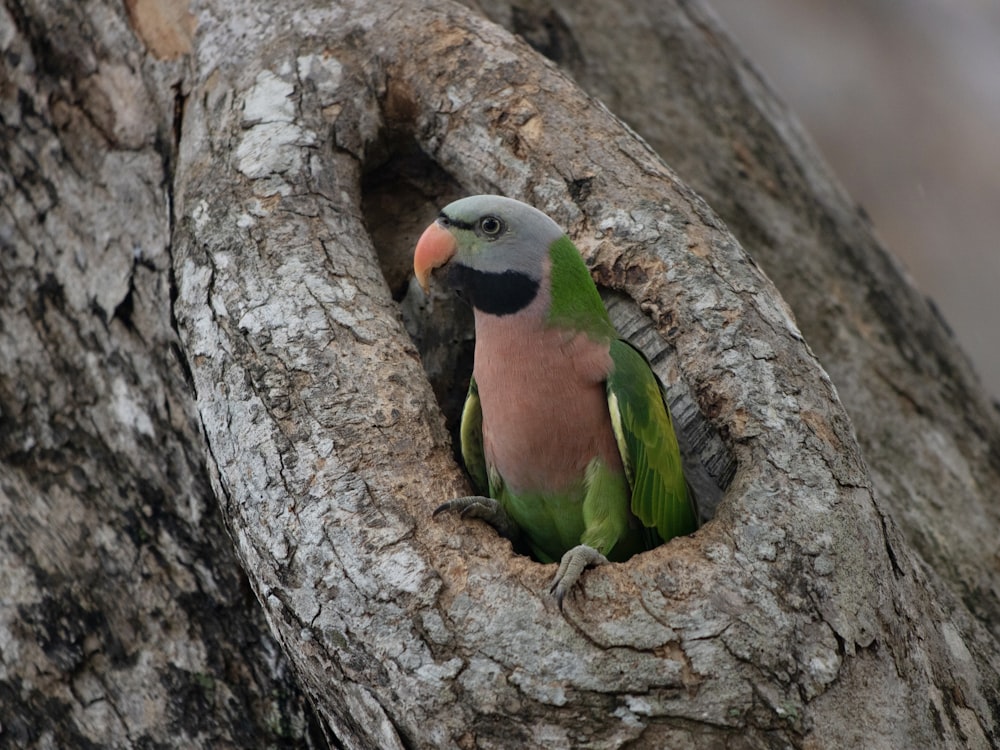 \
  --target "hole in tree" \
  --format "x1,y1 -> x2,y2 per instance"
362,139 -> 733,525
361,137 -> 473,459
